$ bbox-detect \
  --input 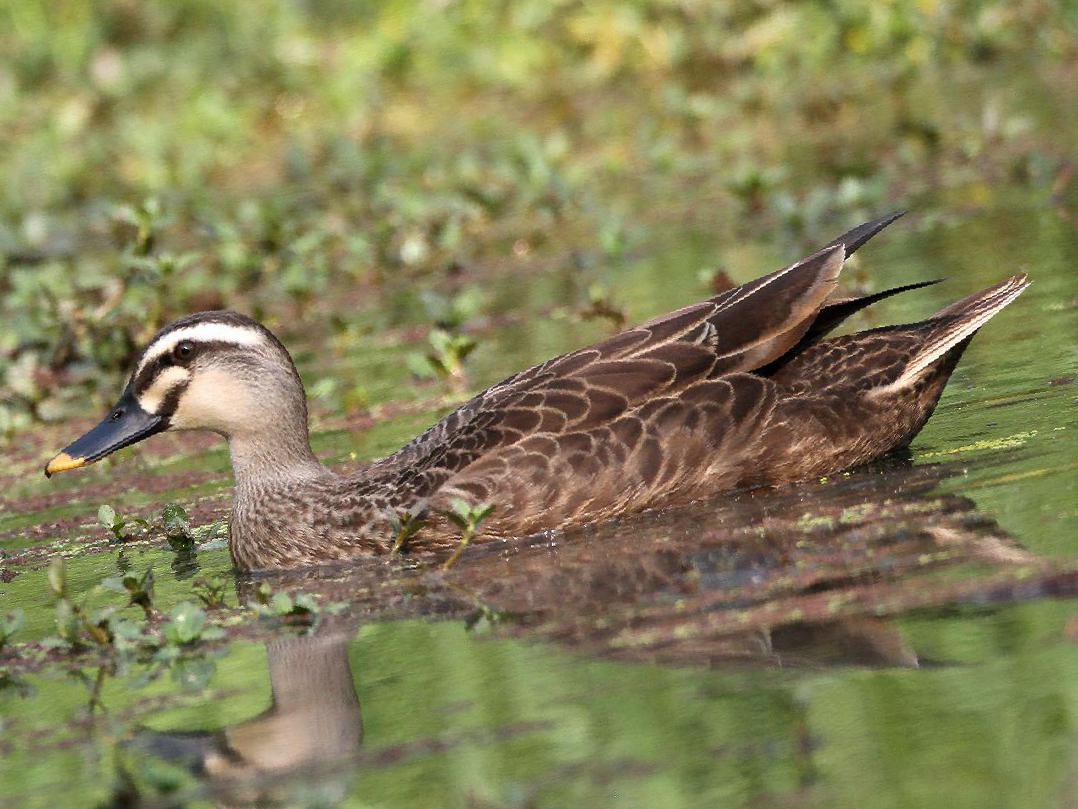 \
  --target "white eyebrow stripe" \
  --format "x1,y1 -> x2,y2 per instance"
137,366 -> 191,415
136,323 -> 266,375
